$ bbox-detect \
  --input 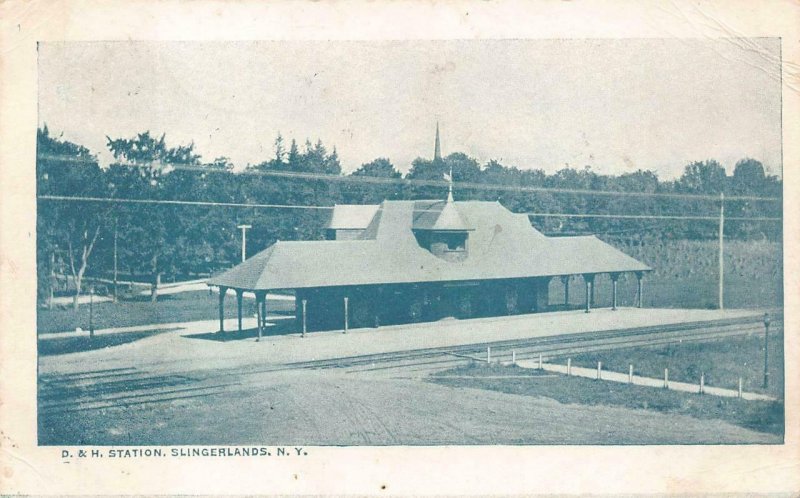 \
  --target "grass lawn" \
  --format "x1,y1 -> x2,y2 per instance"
566,332 -> 784,398
38,327 -> 181,355
38,291 -> 295,334
430,362 -> 784,437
